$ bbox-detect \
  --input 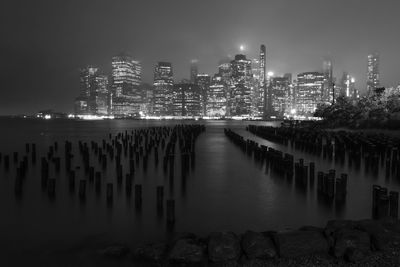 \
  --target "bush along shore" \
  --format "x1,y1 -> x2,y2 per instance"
94,218 -> 400,266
